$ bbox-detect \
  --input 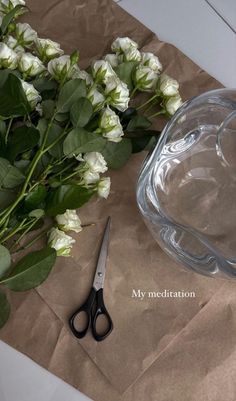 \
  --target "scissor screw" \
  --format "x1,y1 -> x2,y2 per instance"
98,272 -> 103,277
